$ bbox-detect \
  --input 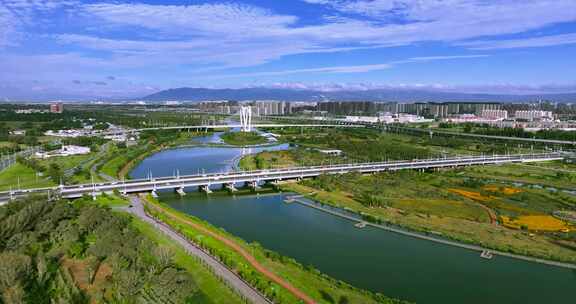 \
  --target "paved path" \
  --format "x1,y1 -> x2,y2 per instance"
144,198 -> 317,304
124,196 -> 271,304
